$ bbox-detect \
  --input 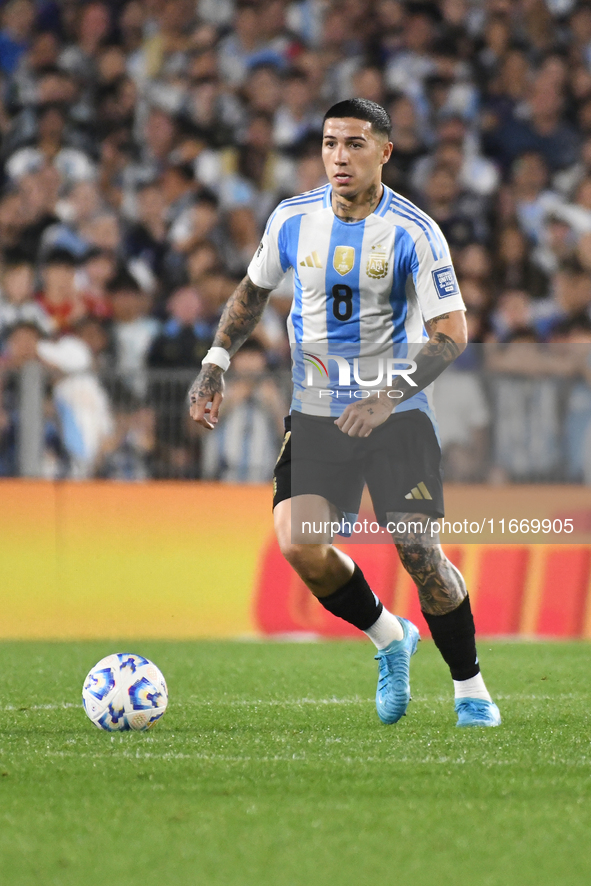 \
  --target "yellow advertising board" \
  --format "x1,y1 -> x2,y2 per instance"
1,480 -> 590,639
